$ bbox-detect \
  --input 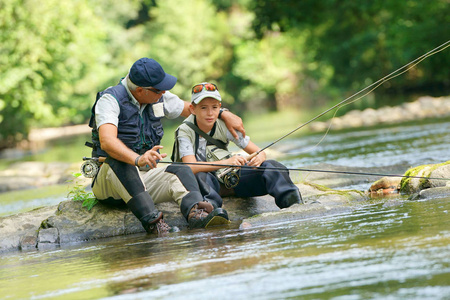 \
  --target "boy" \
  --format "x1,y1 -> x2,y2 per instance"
172,82 -> 302,216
